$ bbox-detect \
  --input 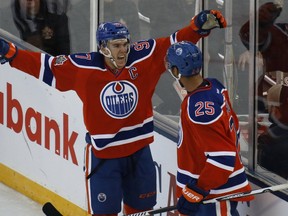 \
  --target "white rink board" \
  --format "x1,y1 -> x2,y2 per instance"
1,63 -> 288,214
0,63 -> 87,209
